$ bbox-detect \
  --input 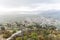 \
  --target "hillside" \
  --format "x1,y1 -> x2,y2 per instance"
40,10 -> 60,20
